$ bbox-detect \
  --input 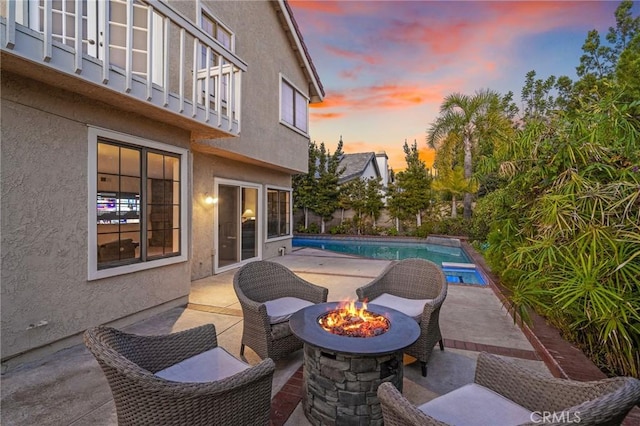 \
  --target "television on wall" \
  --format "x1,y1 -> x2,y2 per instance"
97,192 -> 140,224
